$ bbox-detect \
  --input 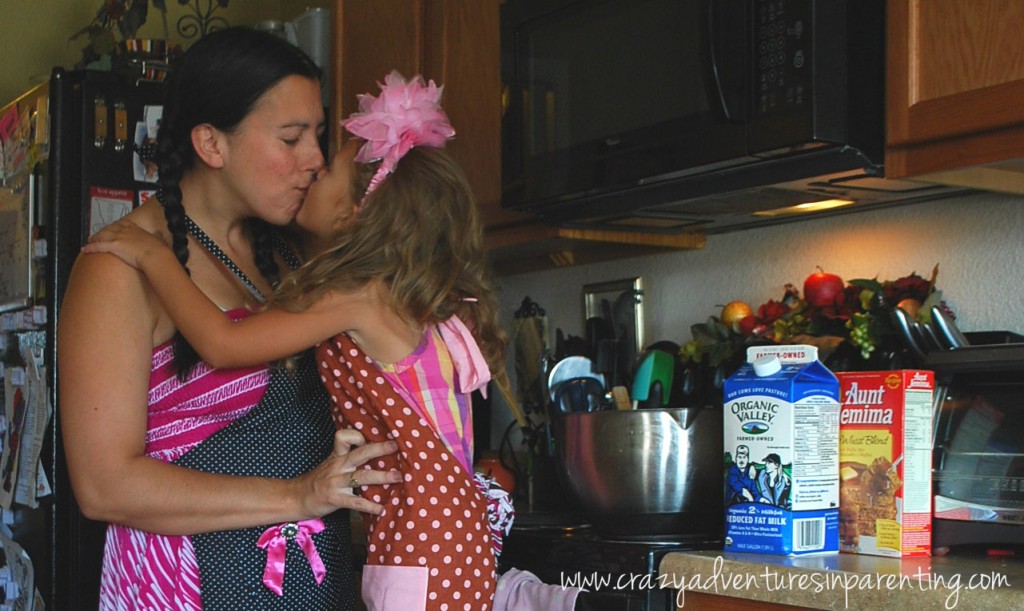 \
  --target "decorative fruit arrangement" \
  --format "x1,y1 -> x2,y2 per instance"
680,265 -> 947,369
